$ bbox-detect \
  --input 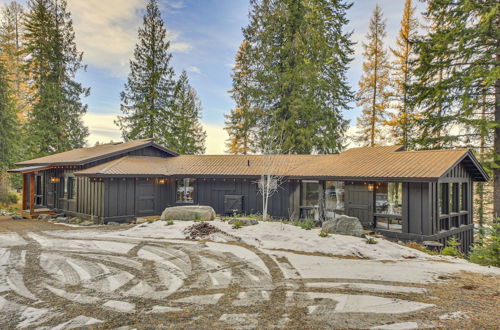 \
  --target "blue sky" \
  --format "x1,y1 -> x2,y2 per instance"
2,0 -> 426,153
